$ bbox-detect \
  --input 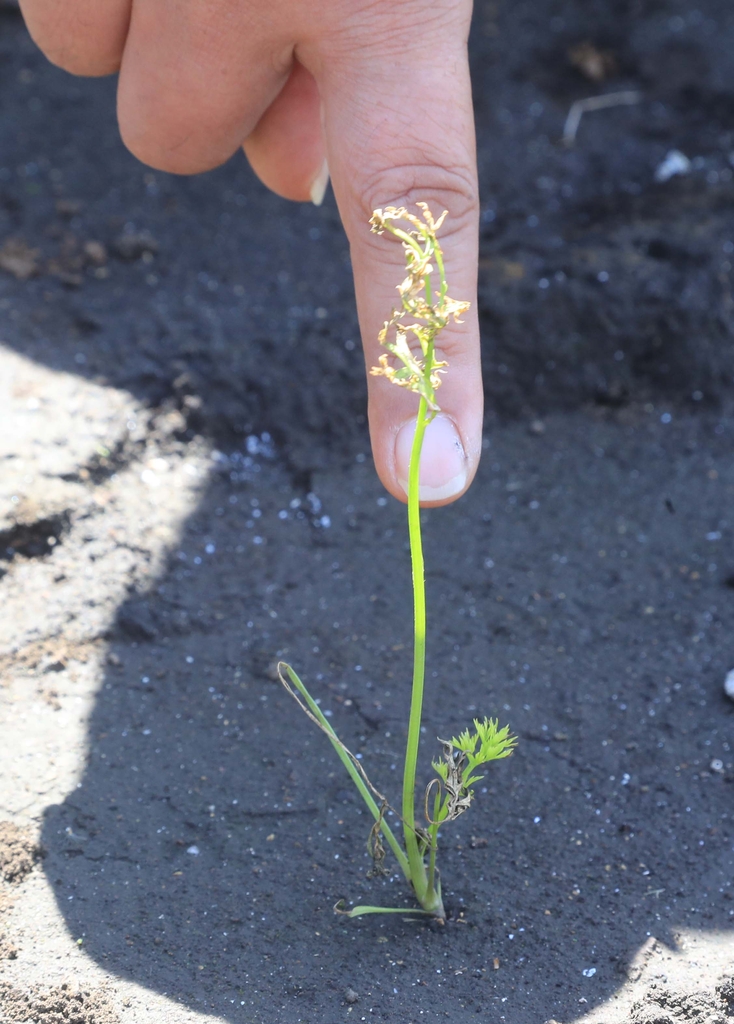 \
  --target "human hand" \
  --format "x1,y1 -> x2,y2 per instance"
19,0 -> 482,505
